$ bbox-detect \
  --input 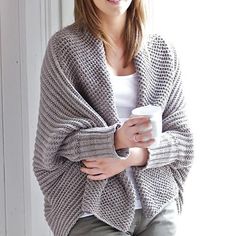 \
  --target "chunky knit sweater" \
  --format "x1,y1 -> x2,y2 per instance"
32,22 -> 194,236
